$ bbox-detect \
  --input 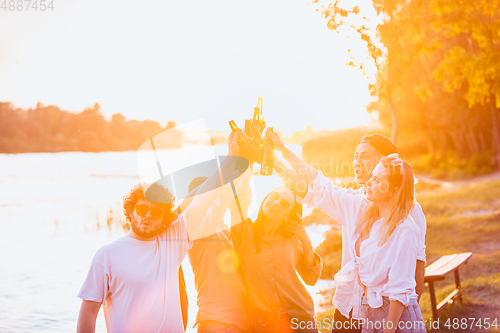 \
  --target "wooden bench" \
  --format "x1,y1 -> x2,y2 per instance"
424,252 -> 472,320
